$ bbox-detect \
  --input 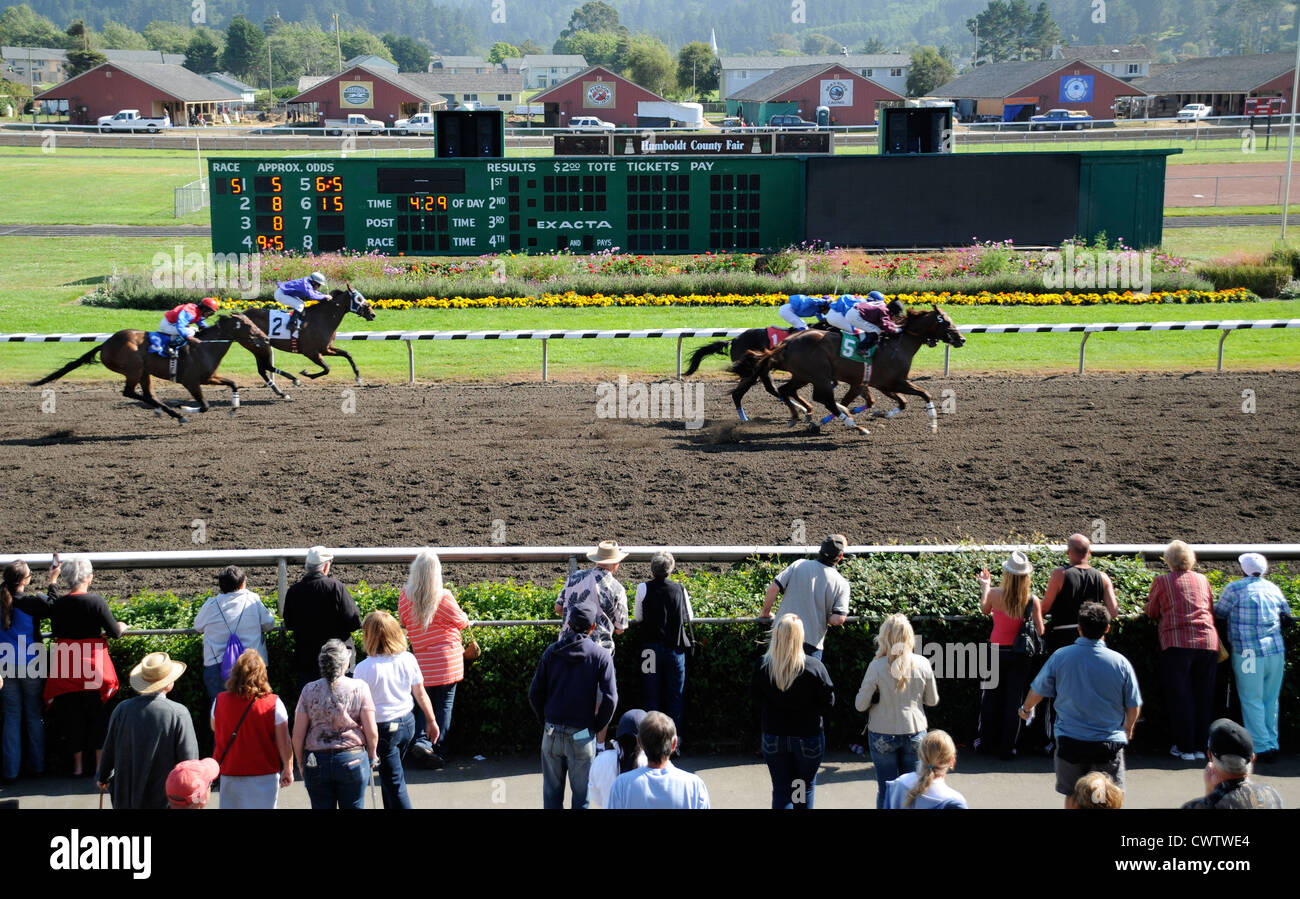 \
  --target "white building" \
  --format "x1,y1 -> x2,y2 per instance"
720,54 -> 911,99
520,55 -> 588,89
1051,44 -> 1152,81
